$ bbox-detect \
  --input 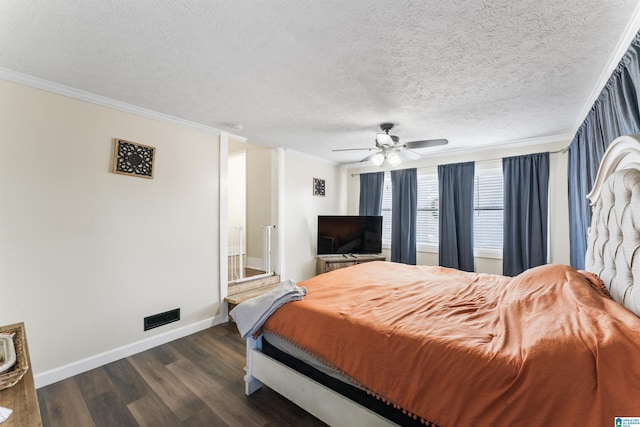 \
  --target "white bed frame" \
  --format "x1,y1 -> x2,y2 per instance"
242,133 -> 640,427
244,335 -> 397,427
